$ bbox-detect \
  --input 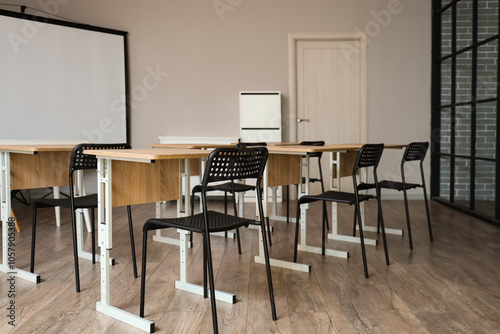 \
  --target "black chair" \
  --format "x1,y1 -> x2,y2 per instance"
357,142 -> 433,249
31,143 -> 138,293
286,141 -> 328,227
294,144 -> 389,278
140,147 -> 276,333
190,142 -> 271,250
